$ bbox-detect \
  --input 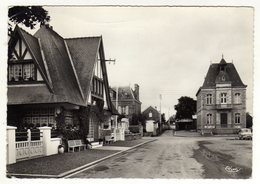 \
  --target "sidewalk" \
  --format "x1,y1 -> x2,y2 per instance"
6,138 -> 155,178
174,130 -> 201,137
173,130 -> 238,137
